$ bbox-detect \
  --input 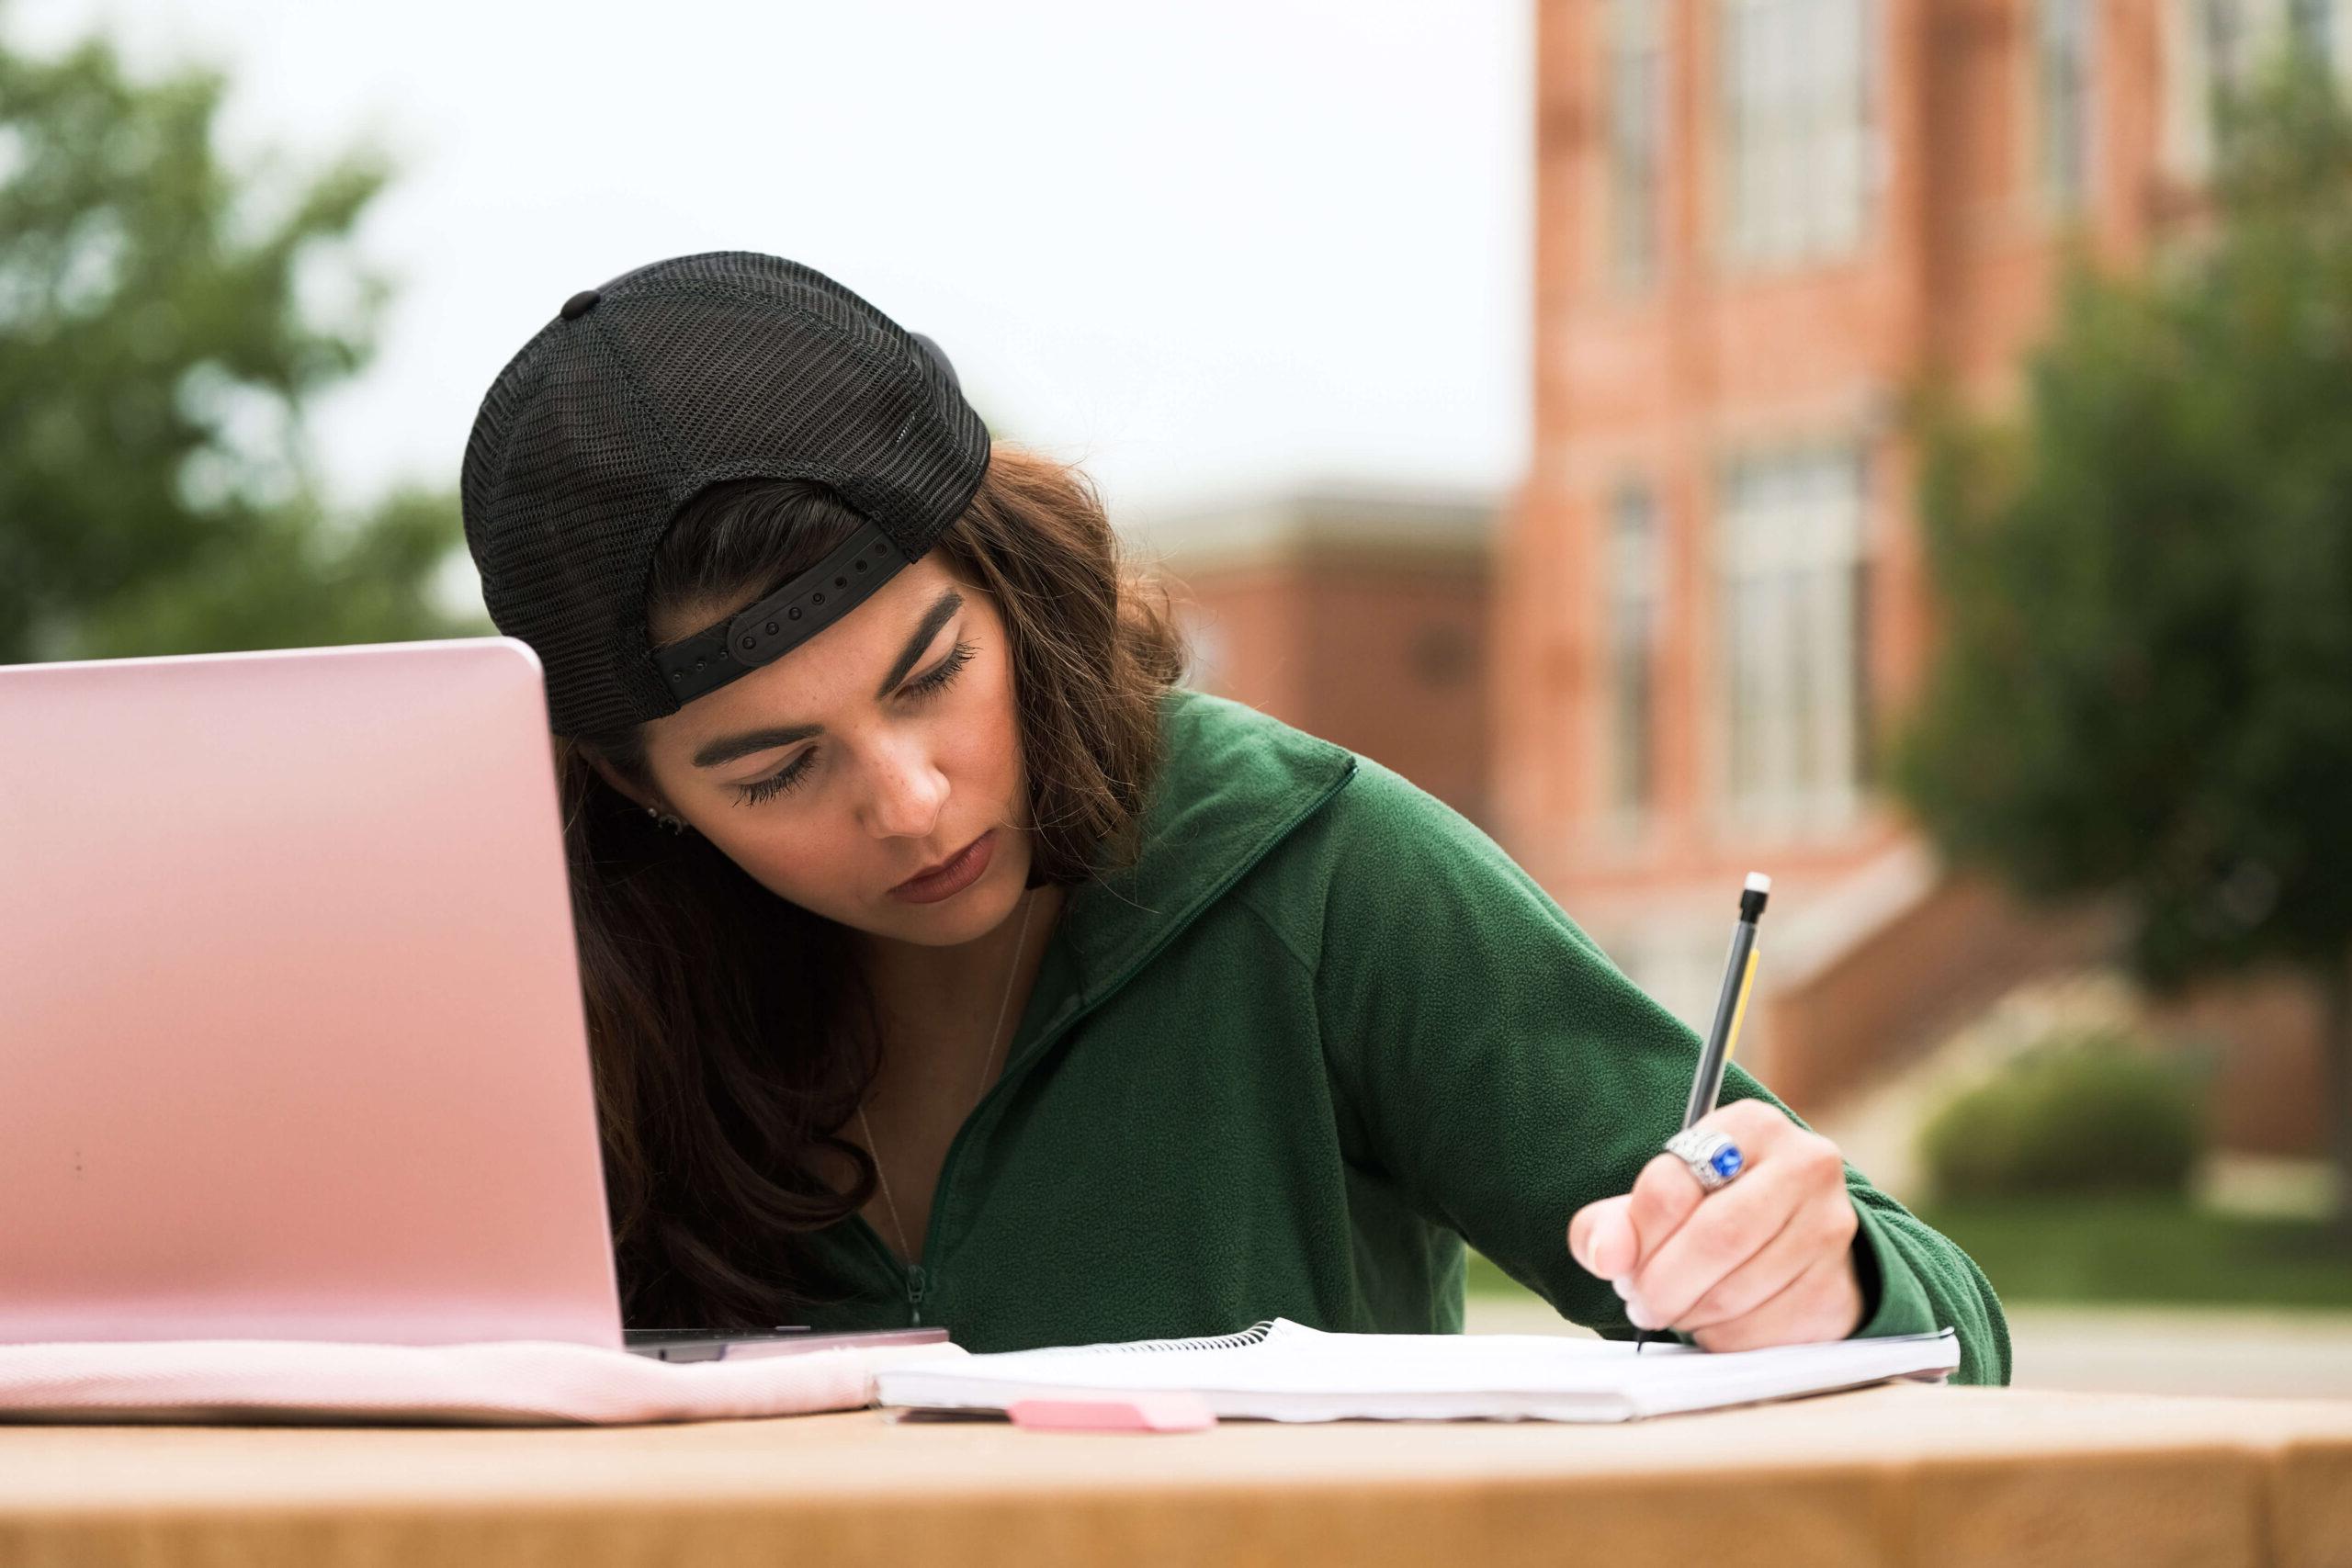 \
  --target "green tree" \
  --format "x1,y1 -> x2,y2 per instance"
1897,62 -> 2352,1228
0,11 -> 487,664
